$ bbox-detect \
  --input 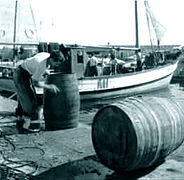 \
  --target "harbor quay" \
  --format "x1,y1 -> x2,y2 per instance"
0,95 -> 184,179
